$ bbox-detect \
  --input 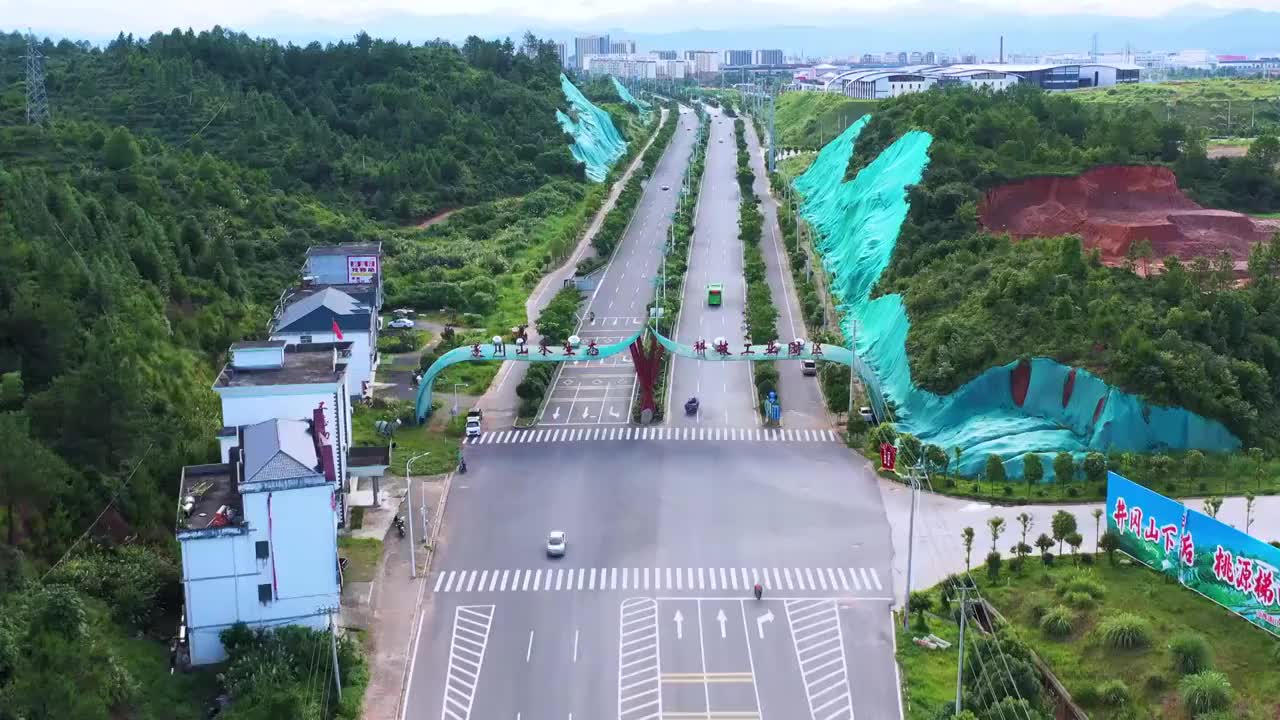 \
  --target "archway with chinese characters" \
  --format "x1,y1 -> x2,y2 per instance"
413,325 -> 859,423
